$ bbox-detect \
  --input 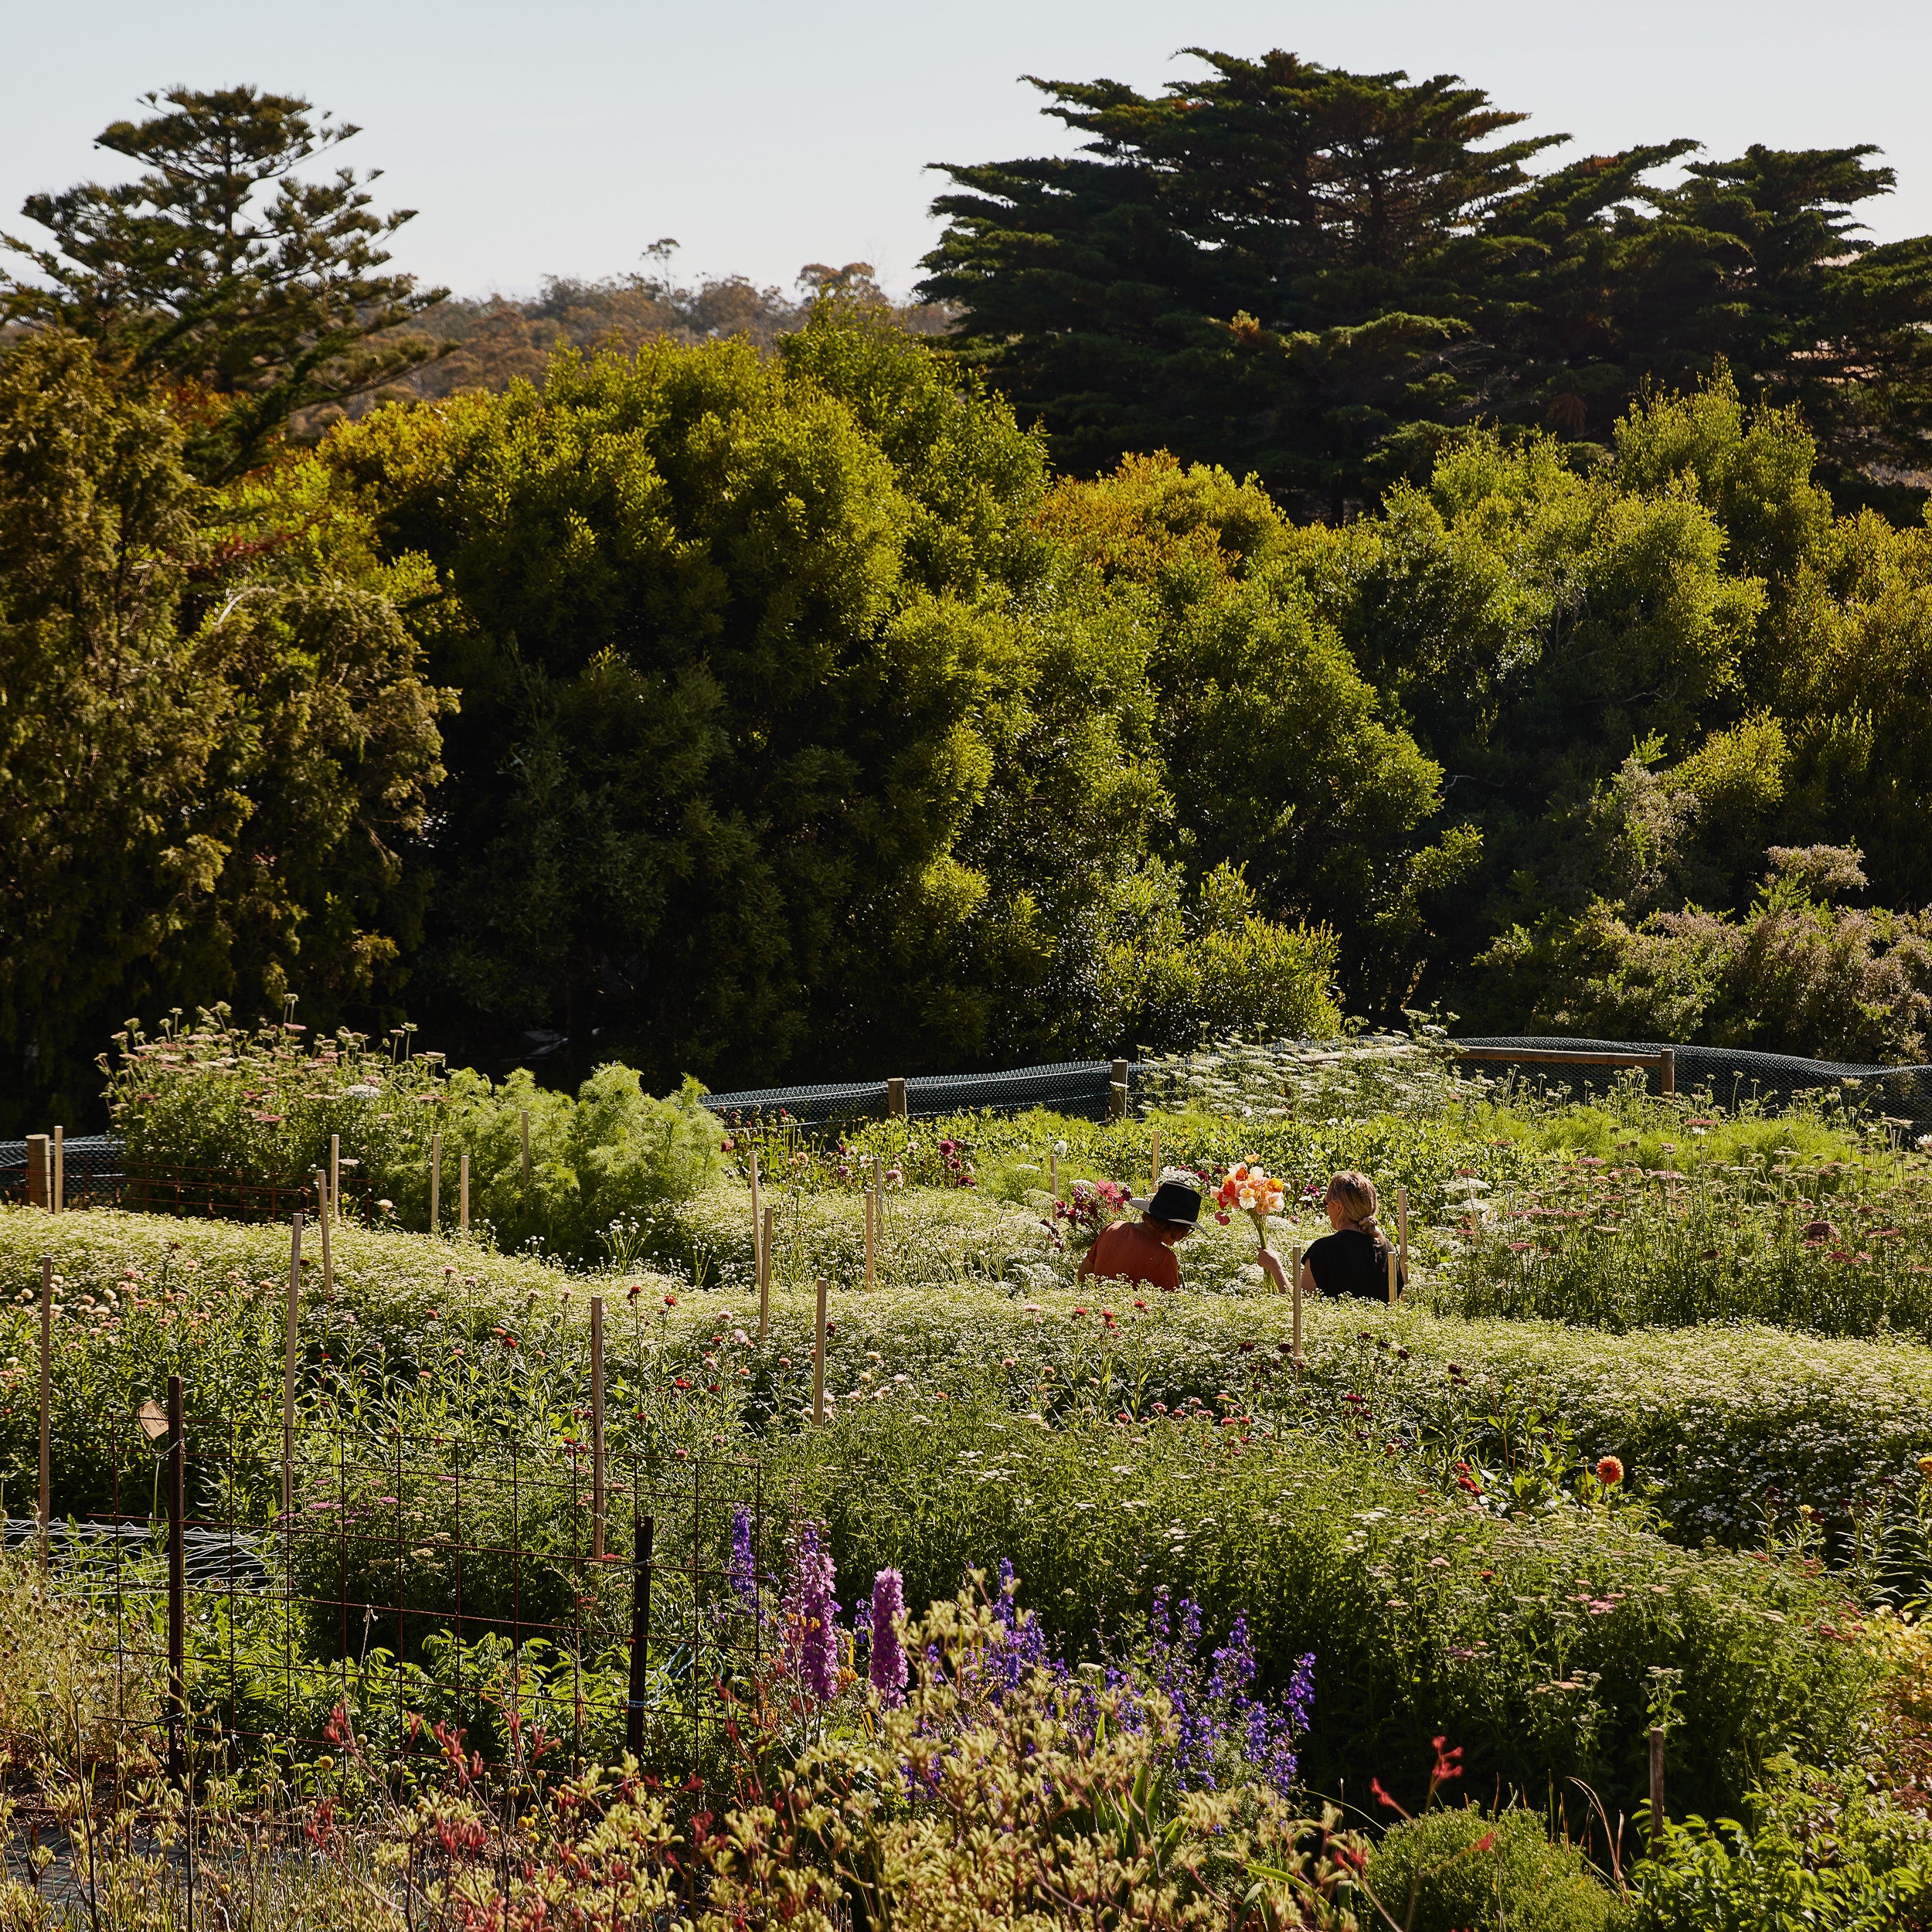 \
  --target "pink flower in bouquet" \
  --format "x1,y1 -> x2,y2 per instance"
1216,1162 -> 1285,1251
